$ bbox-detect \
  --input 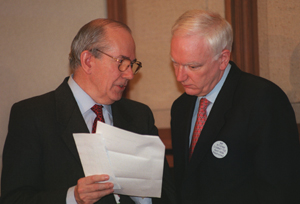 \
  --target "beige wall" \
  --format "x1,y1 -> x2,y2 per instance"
0,0 -> 107,185
127,0 -> 225,128
258,0 -> 300,123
